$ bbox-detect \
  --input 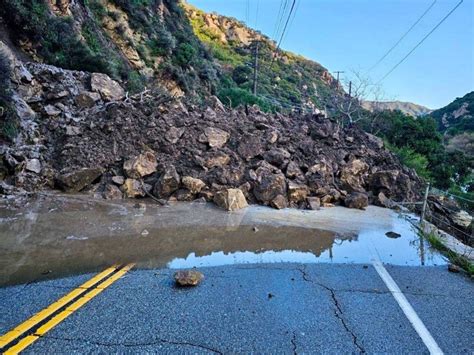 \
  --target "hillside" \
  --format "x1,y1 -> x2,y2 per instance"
362,100 -> 432,117
184,3 -> 335,111
0,0 -> 336,114
429,92 -> 474,157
